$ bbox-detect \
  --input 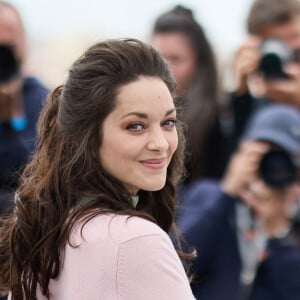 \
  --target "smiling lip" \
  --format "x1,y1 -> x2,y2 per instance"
139,158 -> 167,169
